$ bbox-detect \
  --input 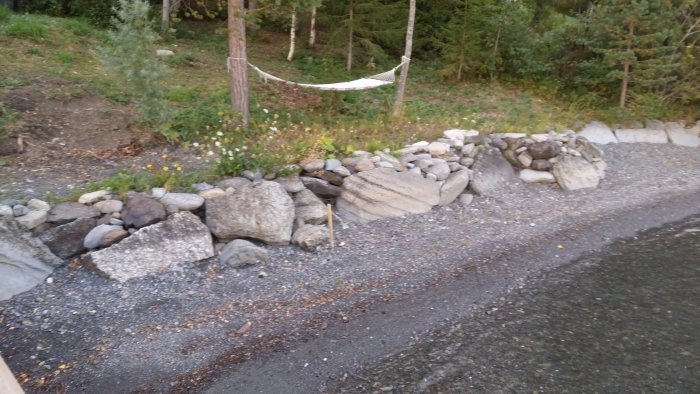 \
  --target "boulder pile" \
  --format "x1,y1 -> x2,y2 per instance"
1,119 -> 698,298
